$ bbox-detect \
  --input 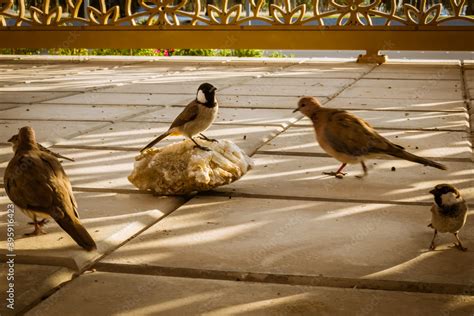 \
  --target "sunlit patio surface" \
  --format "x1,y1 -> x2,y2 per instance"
0,55 -> 473,315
